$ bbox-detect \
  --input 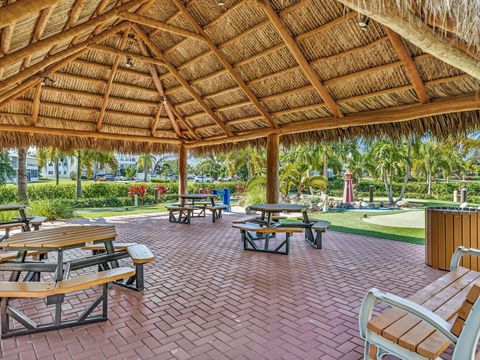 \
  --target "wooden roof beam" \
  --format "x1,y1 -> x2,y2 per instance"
384,27 -> 429,104
31,83 -> 42,126
131,25 -> 232,137
187,94 -> 480,148
0,0 -> 150,72
119,12 -> 206,41
89,44 -> 166,67
135,37 -> 185,138
96,30 -> 130,131
0,22 -> 128,101
258,0 -> 342,118
171,0 -> 277,129
0,124 -> 182,145
335,0 -> 480,80
0,0 -> 57,28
